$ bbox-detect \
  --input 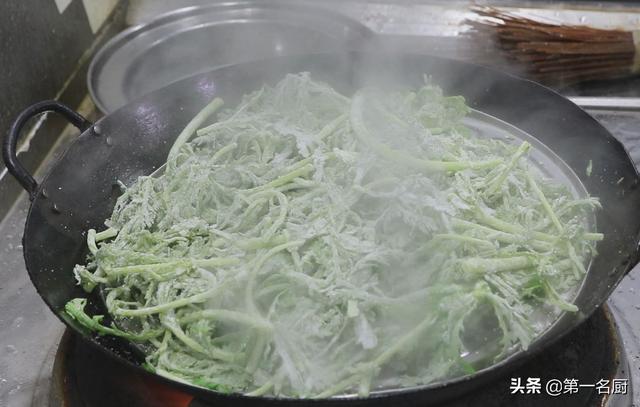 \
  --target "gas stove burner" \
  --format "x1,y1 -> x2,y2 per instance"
40,306 -> 631,407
